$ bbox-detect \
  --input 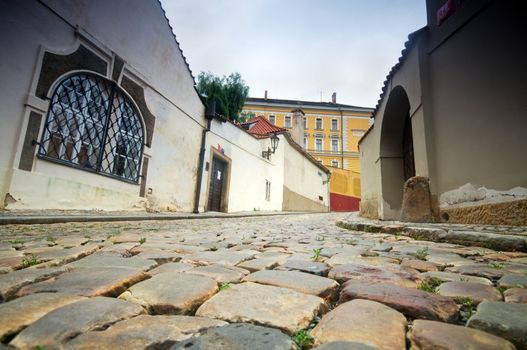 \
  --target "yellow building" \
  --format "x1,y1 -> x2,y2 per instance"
242,94 -> 373,172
